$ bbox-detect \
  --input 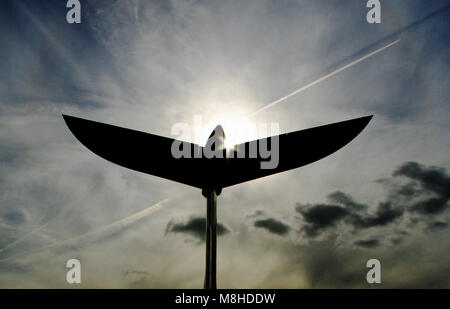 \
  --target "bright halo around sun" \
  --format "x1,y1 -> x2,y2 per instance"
201,113 -> 257,149
219,114 -> 257,149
